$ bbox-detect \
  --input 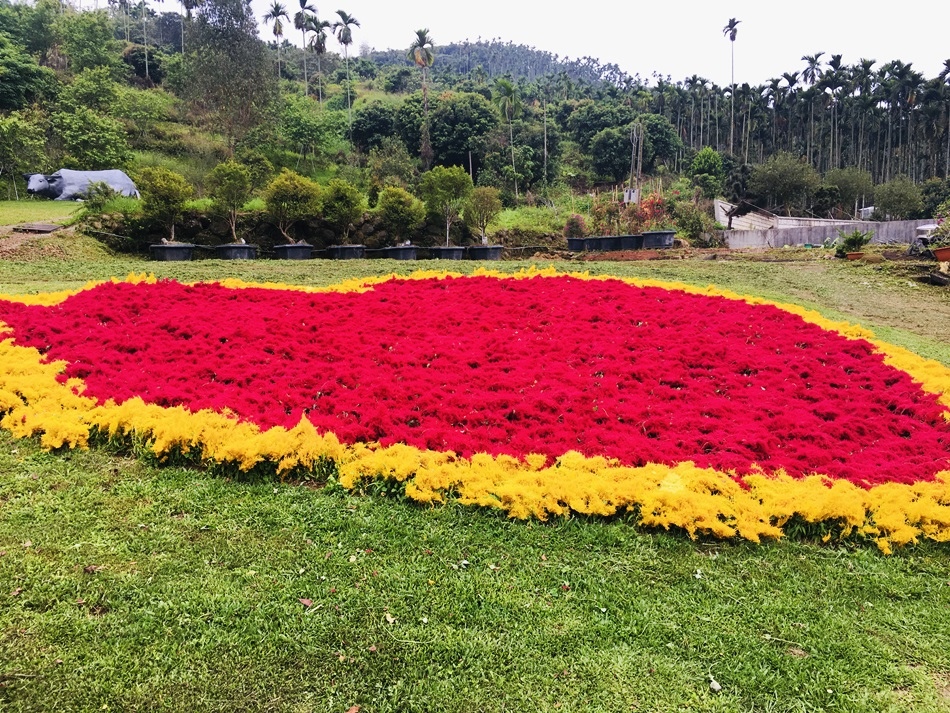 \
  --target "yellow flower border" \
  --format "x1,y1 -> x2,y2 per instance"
1,268 -> 949,553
